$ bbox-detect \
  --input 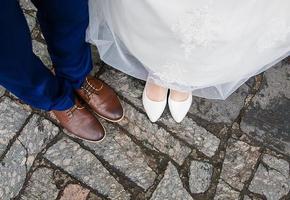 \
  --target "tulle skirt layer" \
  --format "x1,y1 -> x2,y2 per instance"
87,0 -> 290,99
